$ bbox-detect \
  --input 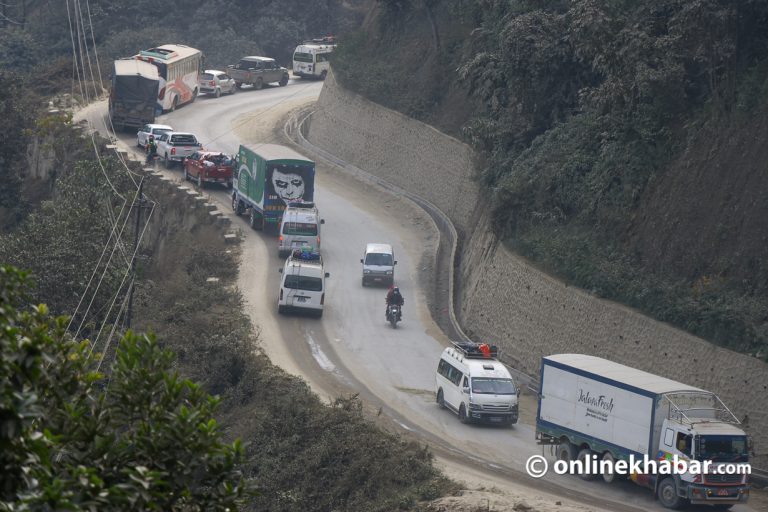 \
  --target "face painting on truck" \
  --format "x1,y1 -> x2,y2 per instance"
266,164 -> 314,205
